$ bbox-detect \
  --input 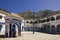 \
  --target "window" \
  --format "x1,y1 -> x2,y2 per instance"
0,15 -> 2,19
